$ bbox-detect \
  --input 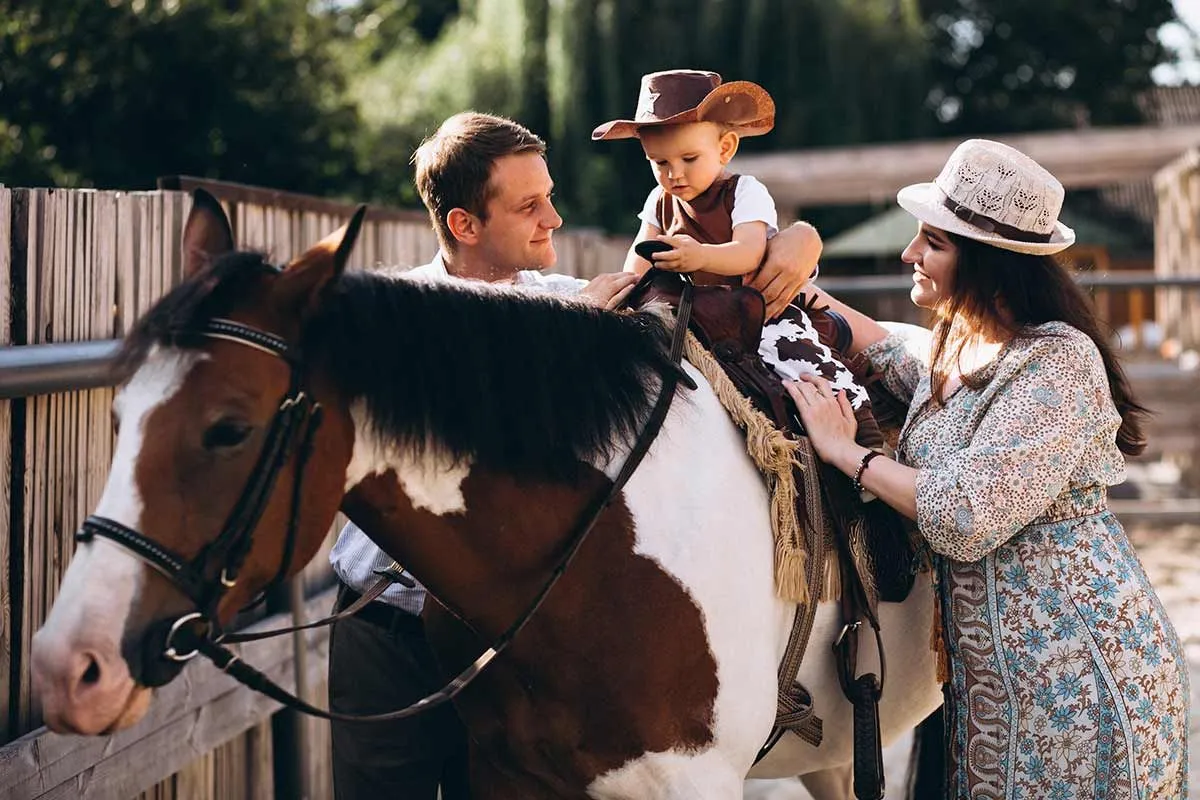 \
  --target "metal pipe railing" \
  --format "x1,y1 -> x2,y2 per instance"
2,271 -> 1200,400
0,340 -> 121,399
818,271 -> 1200,295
